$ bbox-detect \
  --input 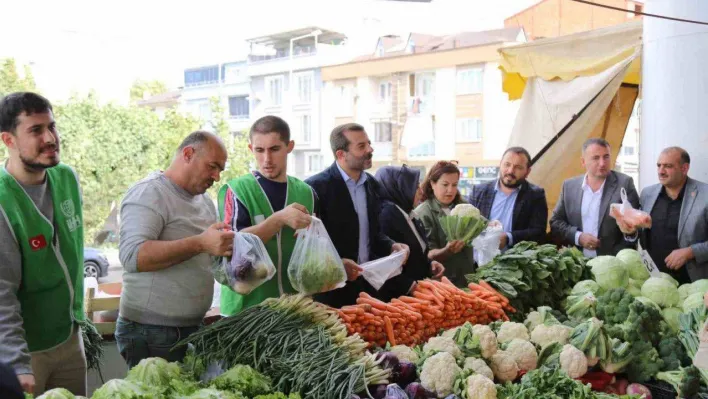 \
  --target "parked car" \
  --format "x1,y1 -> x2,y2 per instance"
84,247 -> 110,278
